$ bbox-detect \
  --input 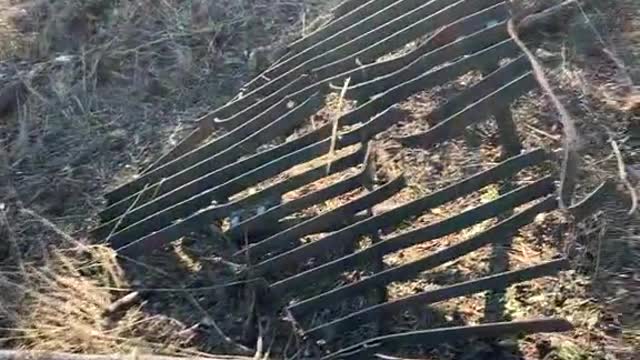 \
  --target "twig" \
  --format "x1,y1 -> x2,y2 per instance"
326,77 -> 351,174
610,139 -> 638,215
507,18 -> 581,208
185,294 -> 254,355
107,183 -> 150,242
